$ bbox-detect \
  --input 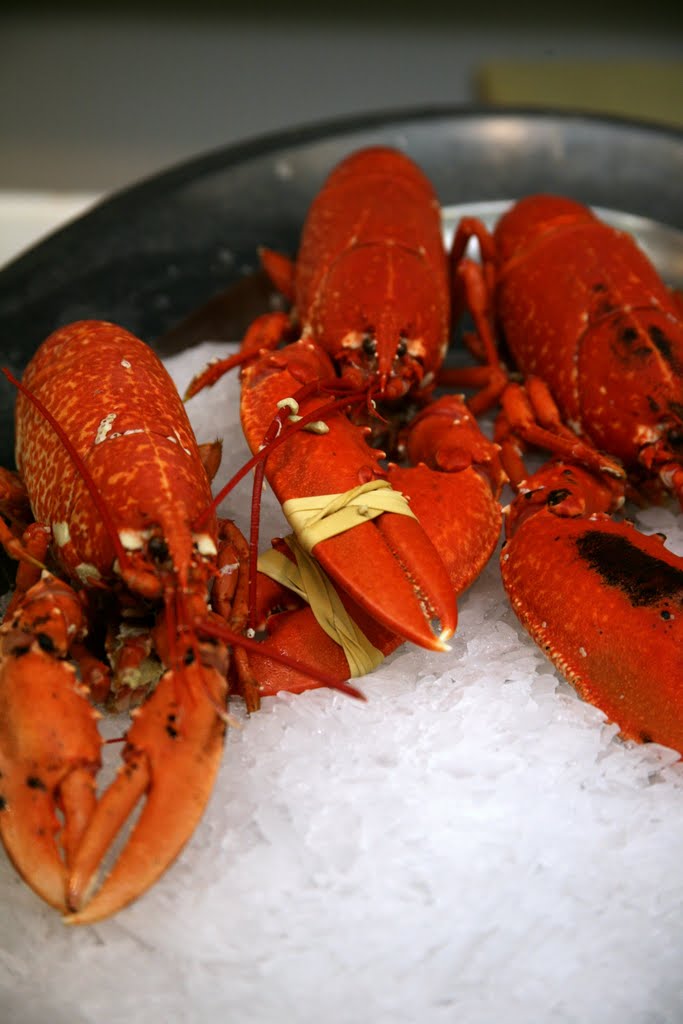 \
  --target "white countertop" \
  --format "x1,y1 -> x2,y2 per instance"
0,191 -> 102,268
